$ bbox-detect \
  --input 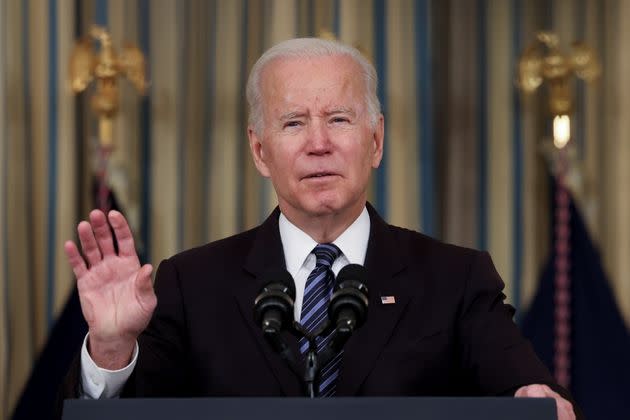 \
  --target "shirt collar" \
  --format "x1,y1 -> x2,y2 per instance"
279,207 -> 370,277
